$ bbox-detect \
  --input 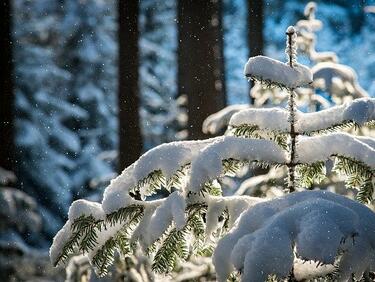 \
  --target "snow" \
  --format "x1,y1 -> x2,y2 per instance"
187,136 -> 287,193
244,56 -> 312,89
49,221 -> 72,266
297,133 -> 375,167
205,199 -> 227,239
229,107 -> 290,132
342,98 -> 375,124
131,205 -> 158,249
205,195 -> 263,239
144,192 -> 186,246
213,190 -> 375,282
229,98 -> 375,134
202,104 -> 249,135
293,258 -> 335,280
312,62 -> 369,98
68,200 -> 105,222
